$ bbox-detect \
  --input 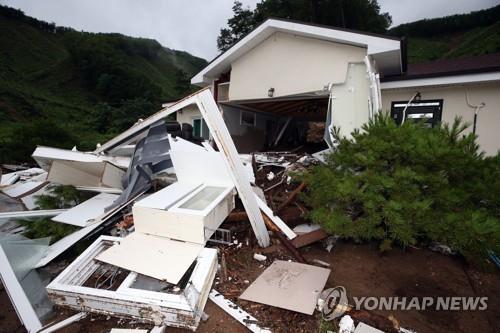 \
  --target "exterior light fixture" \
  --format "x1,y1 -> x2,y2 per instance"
268,87 -> 275,98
